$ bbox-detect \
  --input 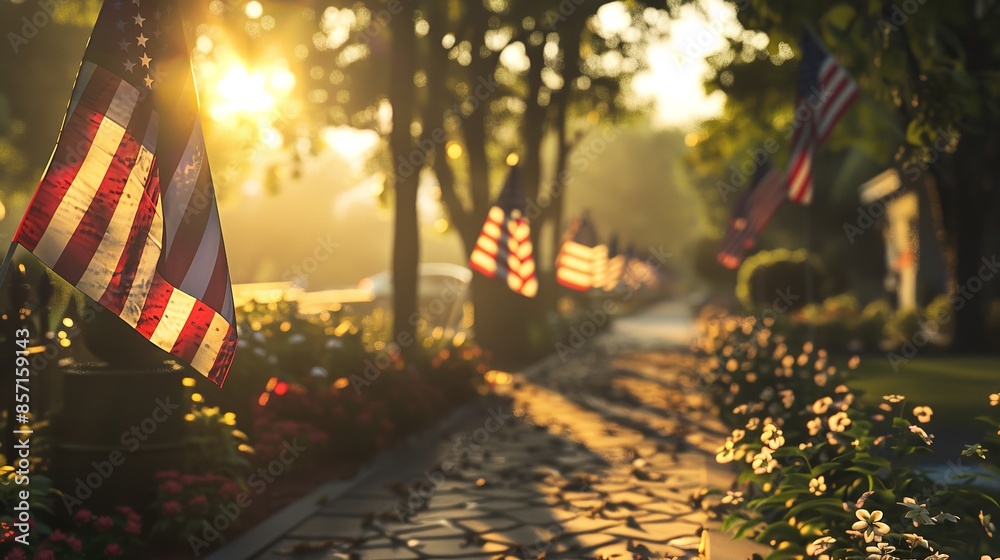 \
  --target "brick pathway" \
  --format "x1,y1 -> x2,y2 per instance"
247,301 -> 756,560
